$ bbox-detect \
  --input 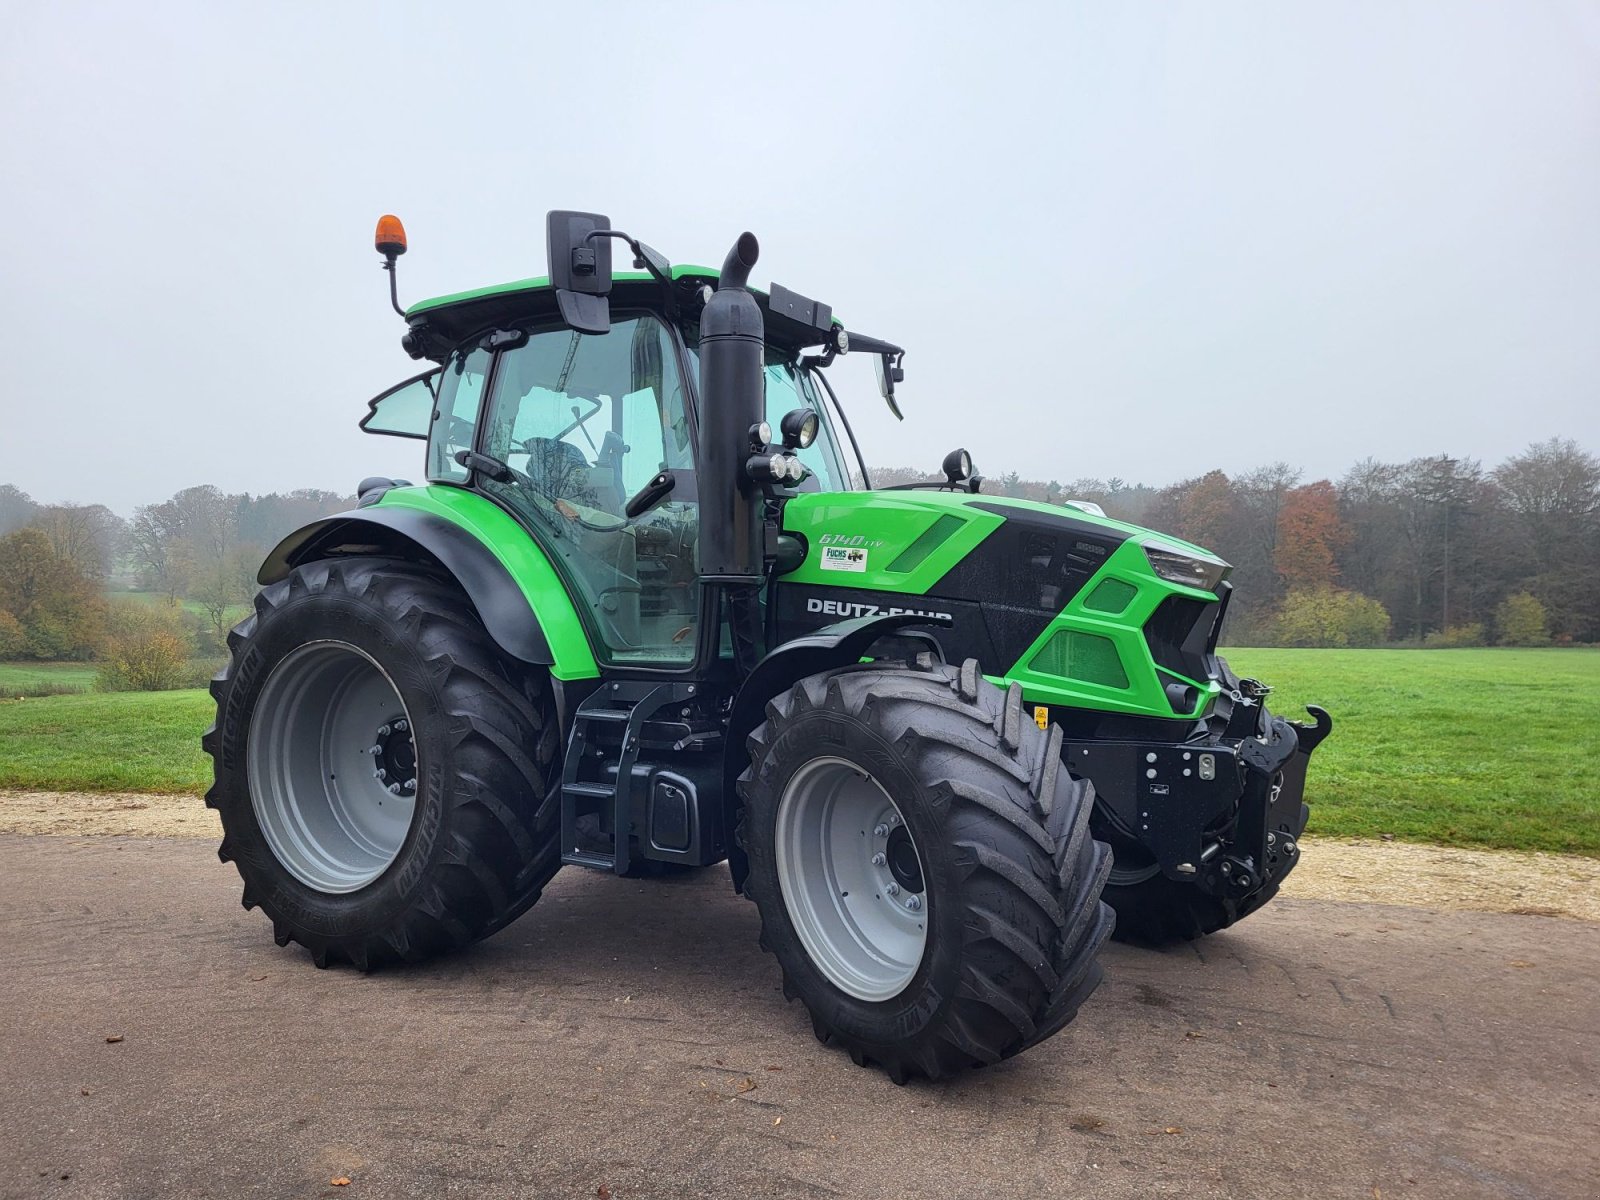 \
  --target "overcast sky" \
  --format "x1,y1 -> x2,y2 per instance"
2,1 -> 1596,514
